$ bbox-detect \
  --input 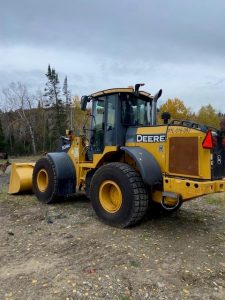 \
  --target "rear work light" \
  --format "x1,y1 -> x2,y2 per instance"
202,130 -> 213,149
